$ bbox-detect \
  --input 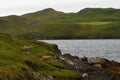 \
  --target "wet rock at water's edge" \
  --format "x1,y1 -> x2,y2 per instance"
58,53 -> 120,80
